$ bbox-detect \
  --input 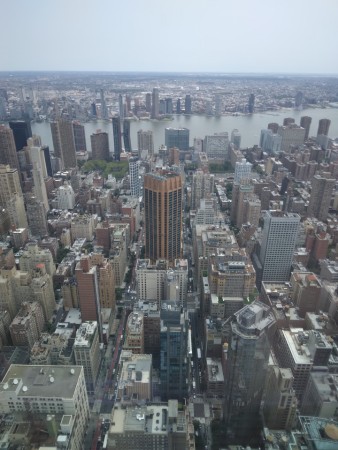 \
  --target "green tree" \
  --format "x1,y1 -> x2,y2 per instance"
56,247 -> 71,264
